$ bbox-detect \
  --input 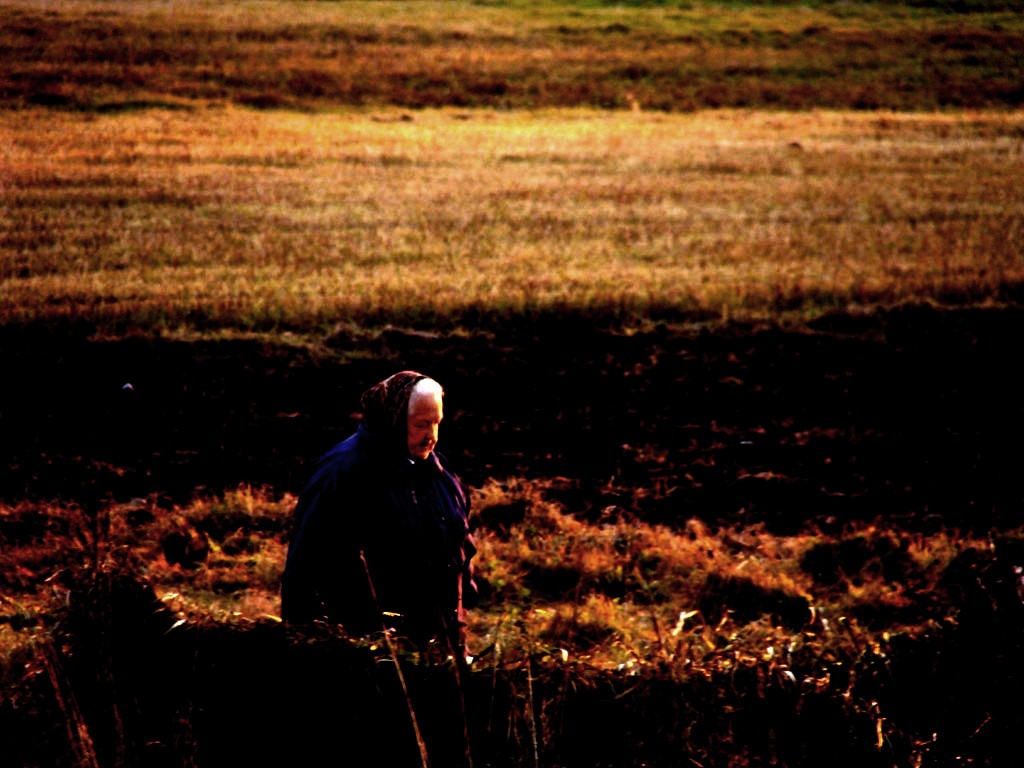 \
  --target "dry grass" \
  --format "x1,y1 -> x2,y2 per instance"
0,482 -> 997,672
2,464 -> 943,671
459,478 -> 989,671
3,107 -> 1022,338
4,472 -> 1021,765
